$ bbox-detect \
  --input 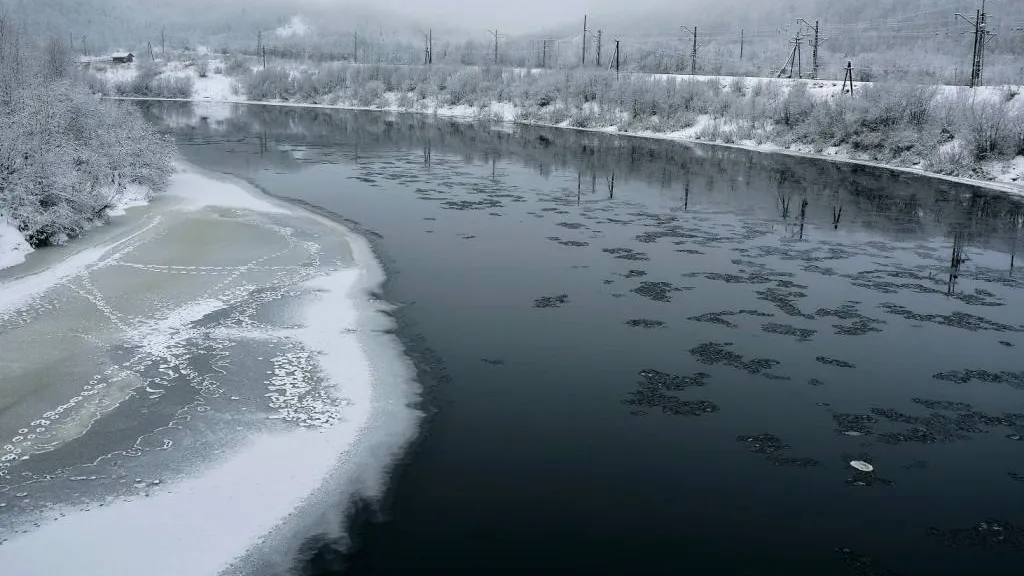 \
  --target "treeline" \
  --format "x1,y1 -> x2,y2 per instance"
0,15 -> 174,247
222,61 -> 1024,180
